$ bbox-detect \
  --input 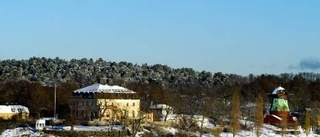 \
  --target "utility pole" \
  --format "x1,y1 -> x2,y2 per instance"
54,82 -> 57,120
